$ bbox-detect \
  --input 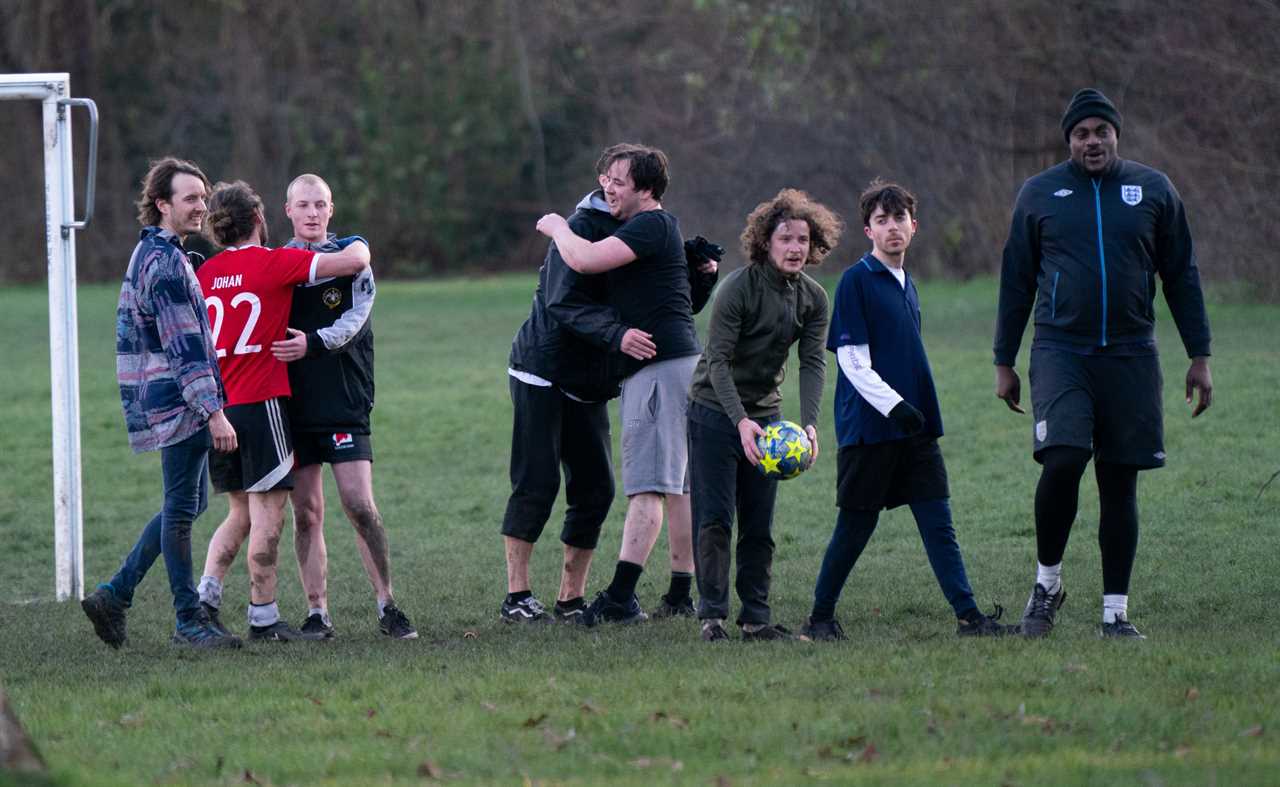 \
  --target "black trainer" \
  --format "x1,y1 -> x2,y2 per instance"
81,587 -> 128,649
580,590 -> 648,627
701,620 -> 730,642
202,602 -> 232,638
1021,583 -> 1067,638
172,619 -> 242,649
249,619 -> 318,642
301,613 -> 336,640
500,595 -> 551,624
650,594 -> 696,619
1100,614 -> 1146,640
801,616 -> 847,642
552,598 -> 586,624
741,623 -> 796,641
379,605 -> 418,639
957,605 -> 1017,637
